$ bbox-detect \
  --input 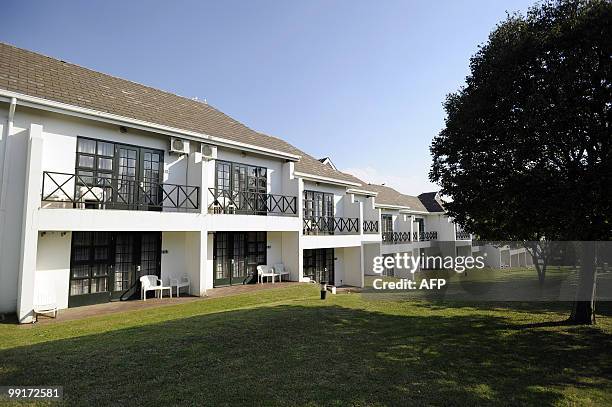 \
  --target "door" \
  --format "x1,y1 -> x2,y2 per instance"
214,232 -> 267,286
303,248 -> 335,284
69,232 -> 161,307
115,144 -> 139,209
111,233 -> 136,300
68,232 -> 113,307
215,161 -> 267,214
139,148 -> 164,210
382,215 -> 393,243
214,232 -> 231,286
112,232 -> 162,300
303,191 -> 334,234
